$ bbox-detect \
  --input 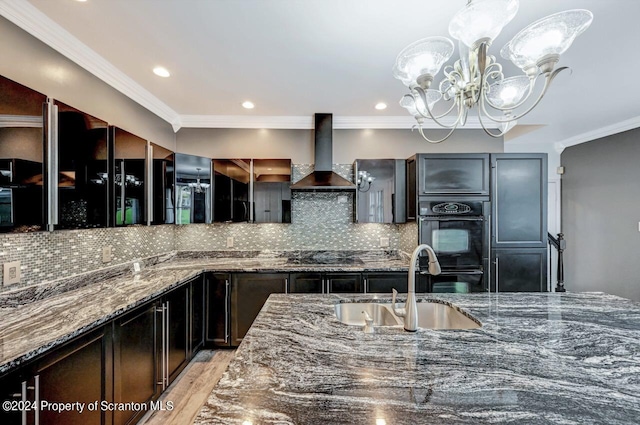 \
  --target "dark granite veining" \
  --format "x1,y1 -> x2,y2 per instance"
194,292 -> 640,424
